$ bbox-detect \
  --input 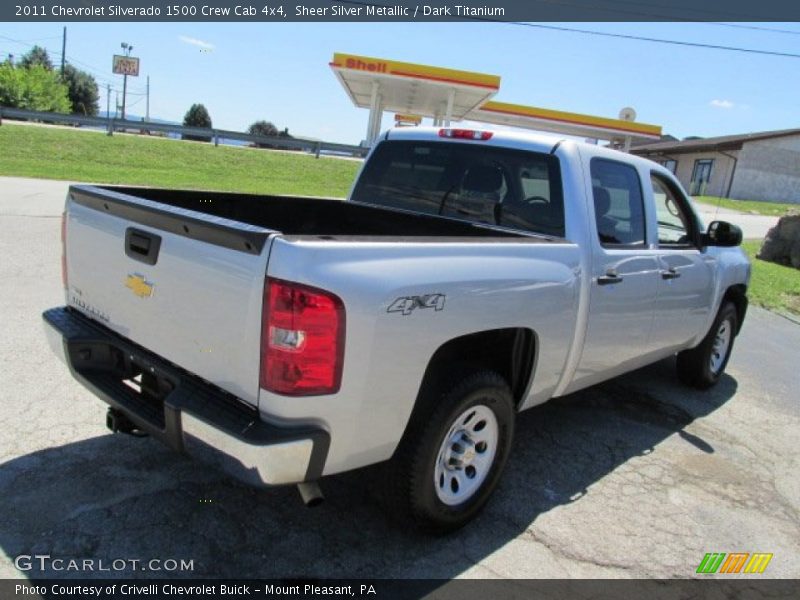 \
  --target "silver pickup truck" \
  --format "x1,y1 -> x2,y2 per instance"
43,127 -> 750,531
